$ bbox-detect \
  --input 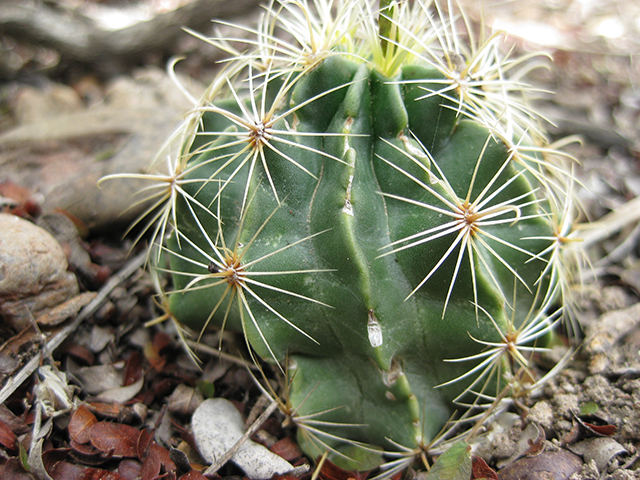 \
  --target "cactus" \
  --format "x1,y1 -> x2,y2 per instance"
104,0 -> 580,473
